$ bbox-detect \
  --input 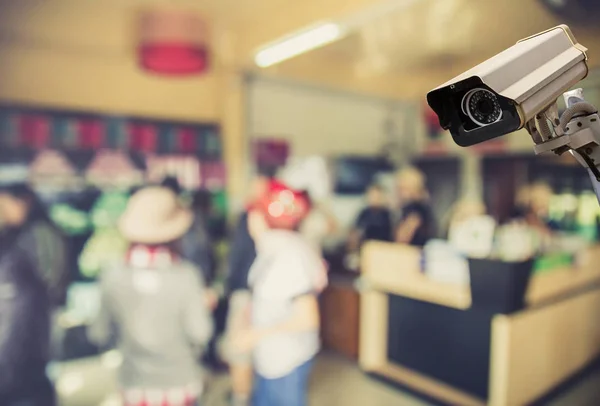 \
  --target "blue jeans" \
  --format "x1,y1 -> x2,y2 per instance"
252,359 -> 314,406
